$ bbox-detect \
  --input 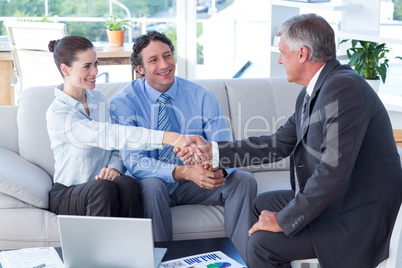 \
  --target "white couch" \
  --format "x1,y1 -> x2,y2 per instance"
1,77 -> 401,250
